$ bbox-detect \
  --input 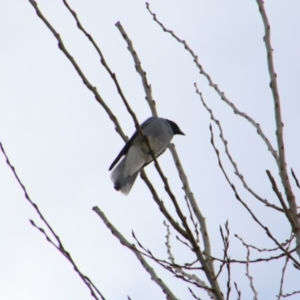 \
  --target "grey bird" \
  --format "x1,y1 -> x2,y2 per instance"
109,117 -> 185,195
